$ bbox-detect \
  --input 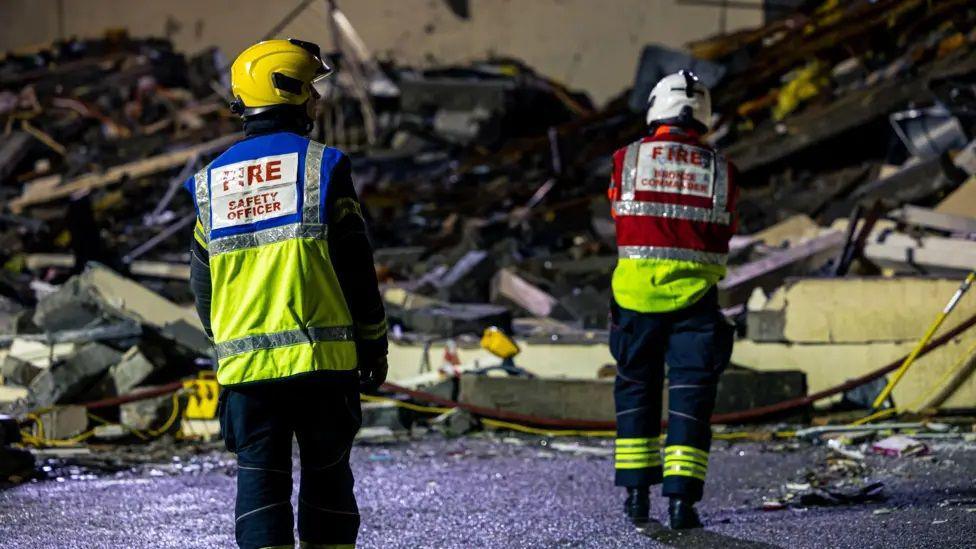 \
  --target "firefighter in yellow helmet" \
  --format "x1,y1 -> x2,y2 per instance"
185,39 -> 388,548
